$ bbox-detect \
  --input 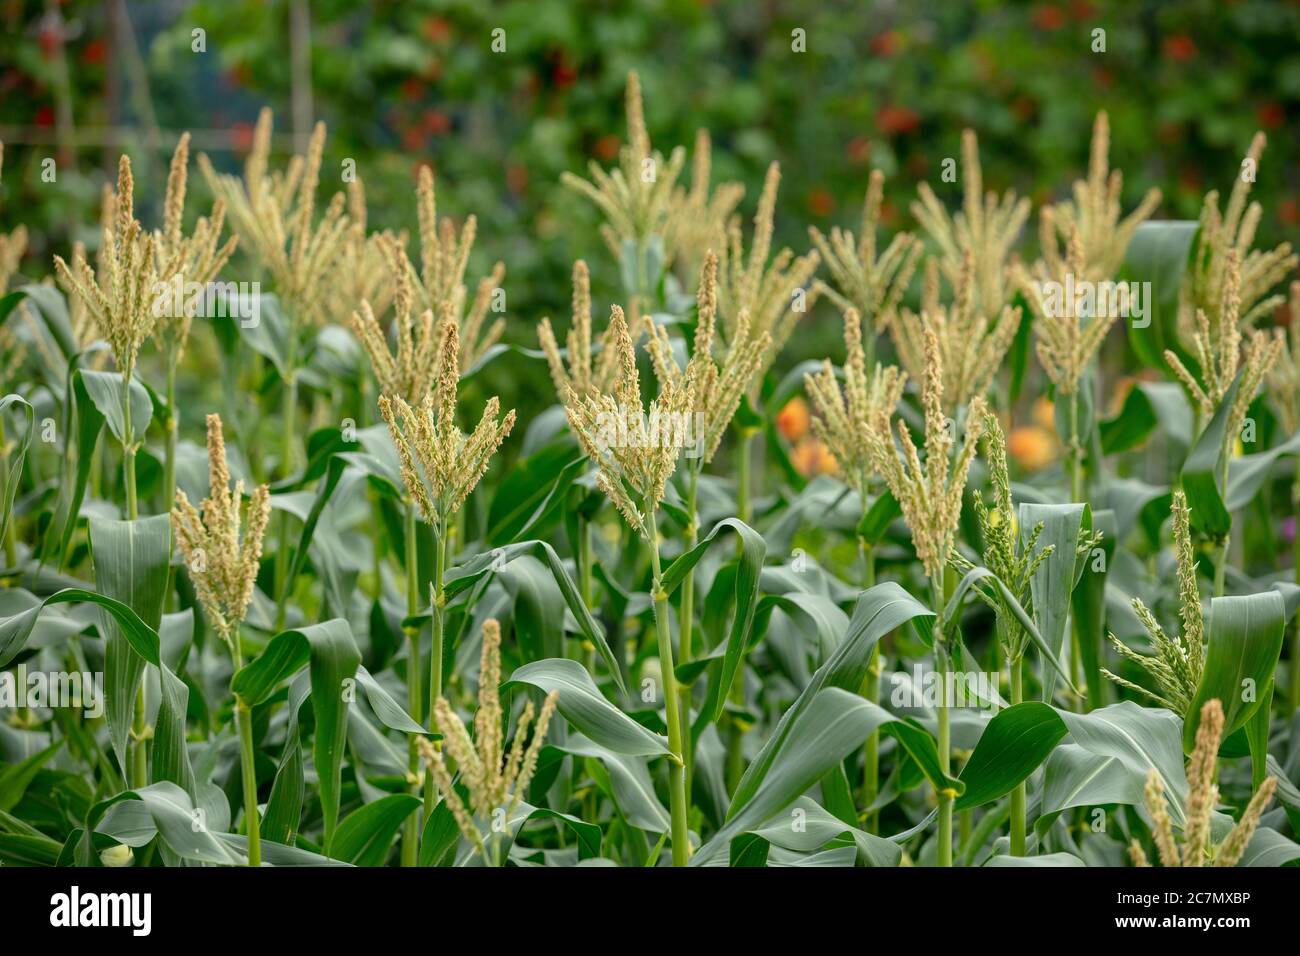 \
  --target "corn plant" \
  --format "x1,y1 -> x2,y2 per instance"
2,70 -> 1299,874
